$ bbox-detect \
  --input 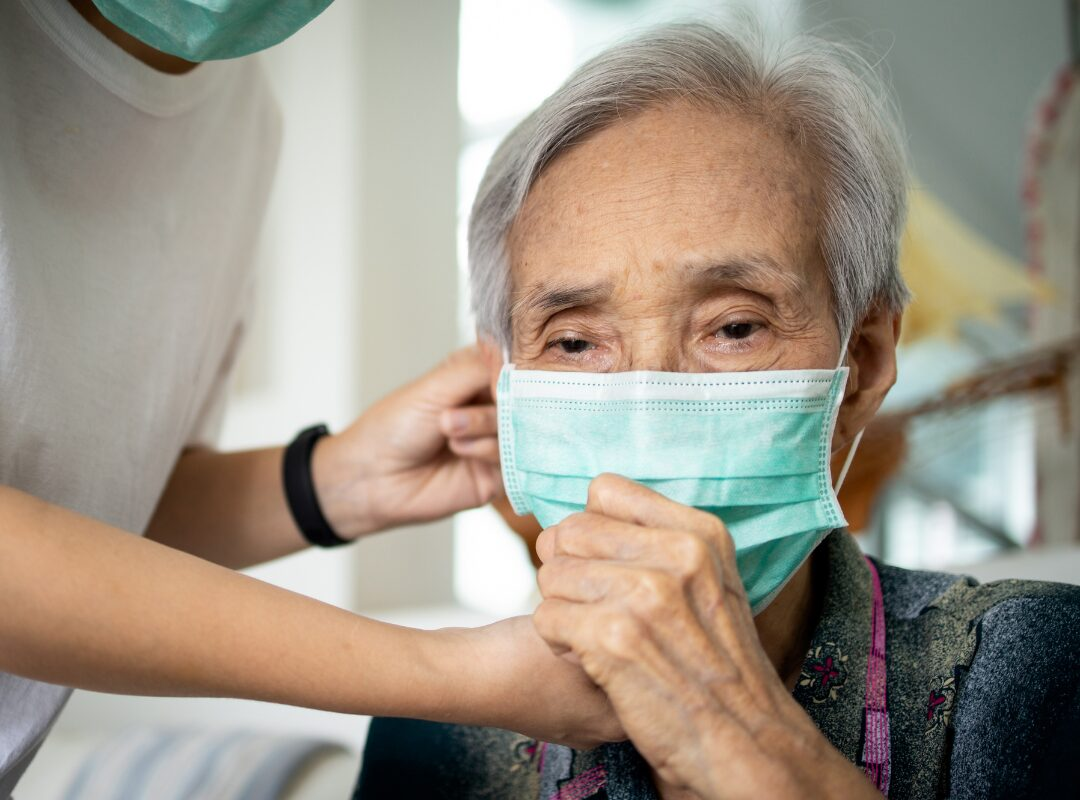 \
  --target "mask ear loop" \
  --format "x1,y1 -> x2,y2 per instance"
832,327 -> 864,494
834,428 -> 864,493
